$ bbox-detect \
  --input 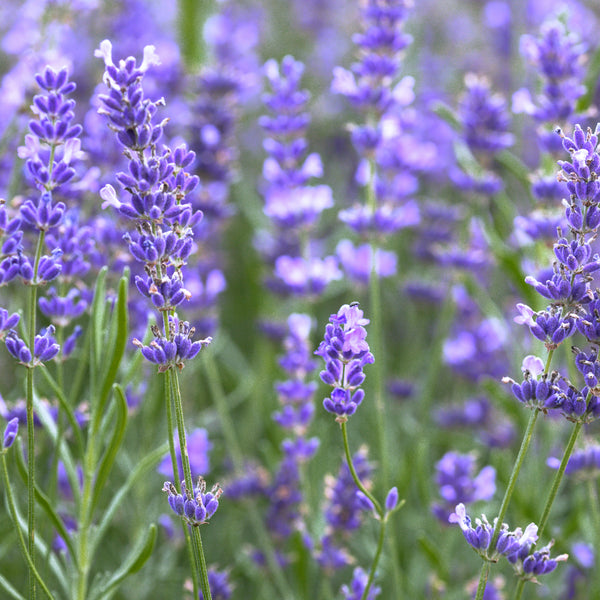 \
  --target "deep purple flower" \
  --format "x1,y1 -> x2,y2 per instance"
0,309 -> 19,340
95,40 -> 163,152
3,417 -> 19,449
547,445 -> 600,477
198,568 -> 232,600
459,73 -> 513,154
557,125 -> 600,219
39,287 -> 87,327
5,331 -> 31,364
18,66 -> 82,193
514,17 -> 585,127
163,478 -> 222,526
341,567 -> 381,600
507,539 -> 568,580
449,503 -> 539,563
432,452 -> 495,522
133,317 -> 211,372
385,486 -> 399,513
503,355 -> 560,411
315,303 -> 374,420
